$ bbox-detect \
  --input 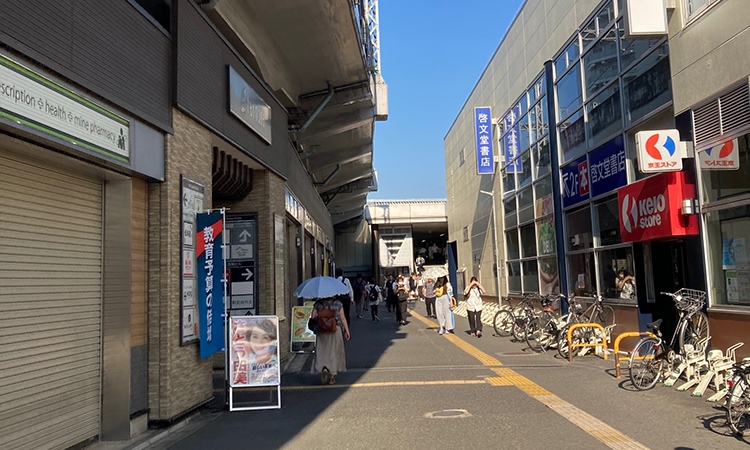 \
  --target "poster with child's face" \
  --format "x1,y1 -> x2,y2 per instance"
229,316 -> 280,387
